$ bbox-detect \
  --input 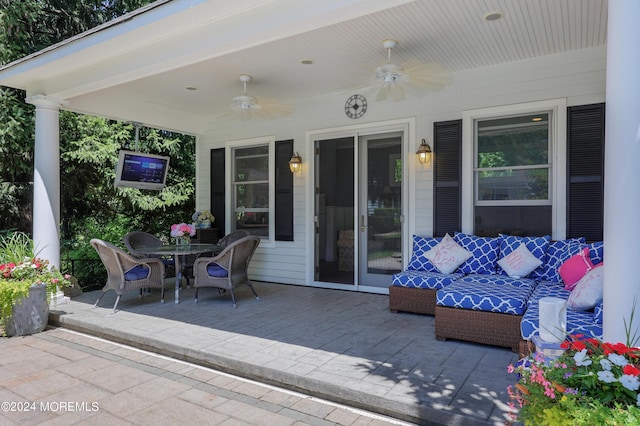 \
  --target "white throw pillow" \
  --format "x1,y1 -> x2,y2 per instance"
567,265 -> 604,310
424,233 -> 471,274
497,243 -> 542,279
